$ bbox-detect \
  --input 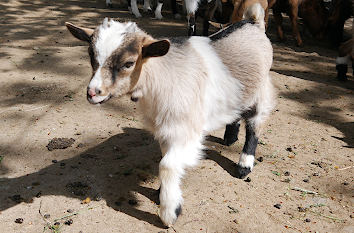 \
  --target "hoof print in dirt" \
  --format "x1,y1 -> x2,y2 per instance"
235,164 -> 251,179
46,138 -> 75,151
